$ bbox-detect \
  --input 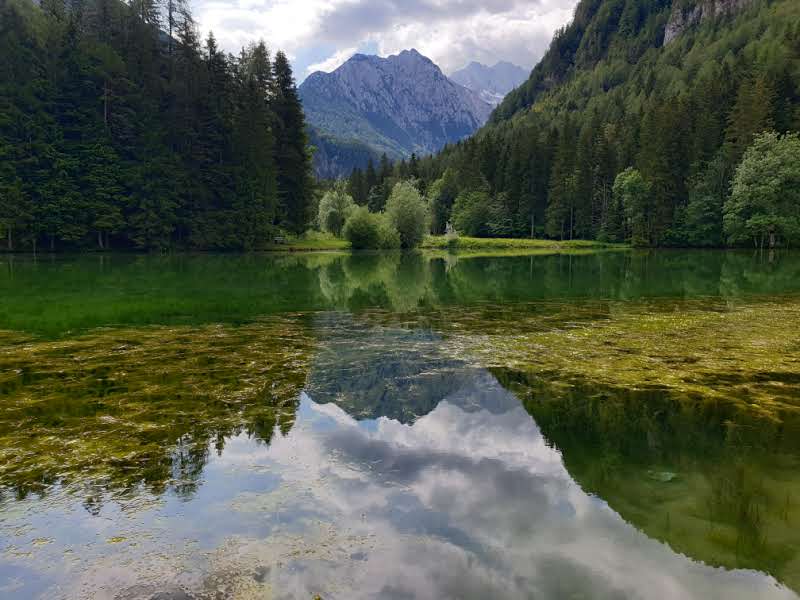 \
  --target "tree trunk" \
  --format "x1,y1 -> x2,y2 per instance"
7,227 -> 11,251
98,231 -> 104,250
